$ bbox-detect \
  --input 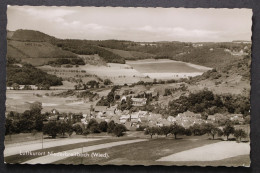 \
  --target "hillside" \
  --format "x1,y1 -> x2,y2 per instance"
6,29 -> 251,69
171,46 -> 240,68
9,29 -> 57,43
7,30 -> 79,66
7,40 -> 78,66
